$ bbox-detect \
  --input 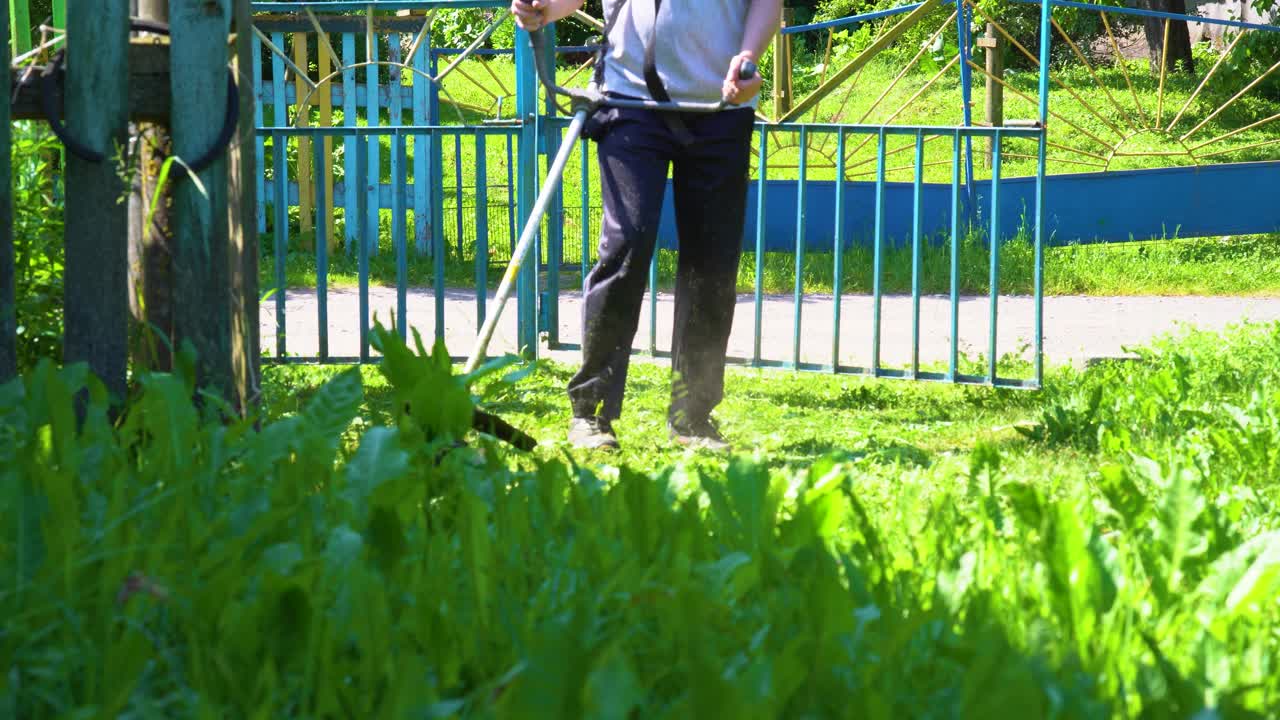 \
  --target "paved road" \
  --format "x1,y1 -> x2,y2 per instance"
261,287 -> 1280,369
